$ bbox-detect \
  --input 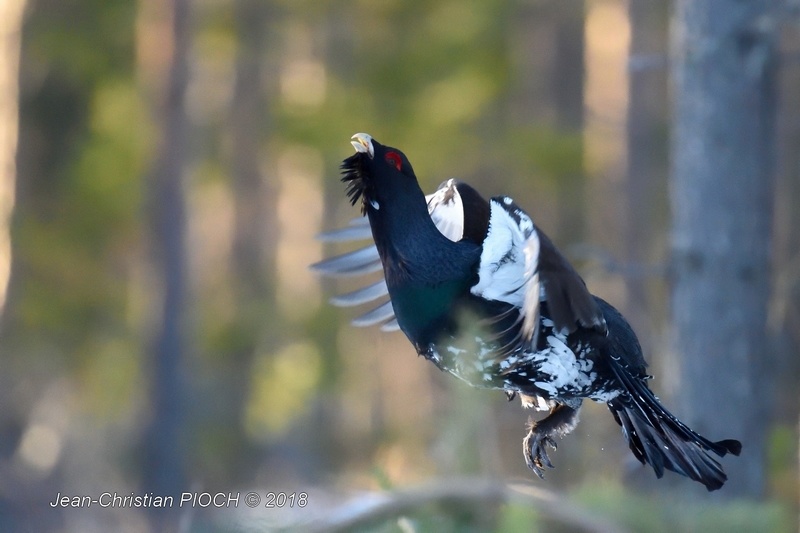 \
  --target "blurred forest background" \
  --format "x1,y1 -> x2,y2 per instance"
0,0 -> 798,531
